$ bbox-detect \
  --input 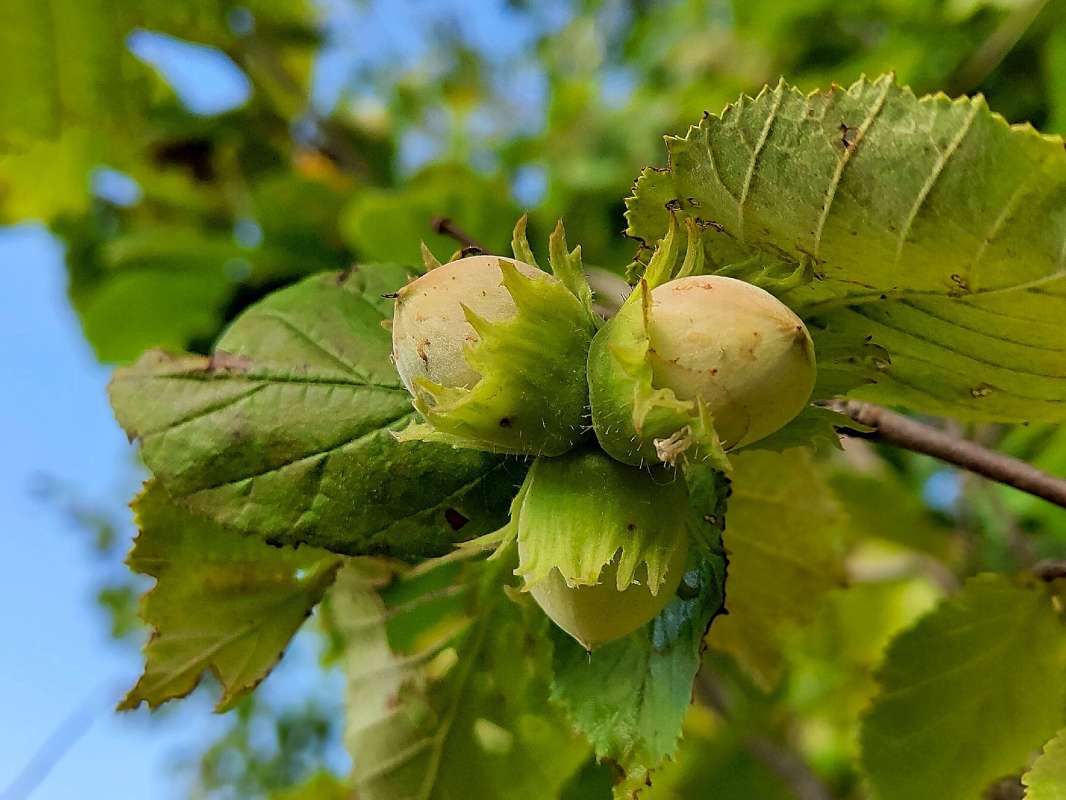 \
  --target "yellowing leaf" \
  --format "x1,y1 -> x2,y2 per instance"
269,772 -> 350,800
861,575 -> 1066,800
335,554 -> 587,800
1025,727 -> 1066,800
708,449 -> 846,688
121,482 -> 342,711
